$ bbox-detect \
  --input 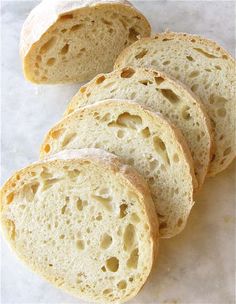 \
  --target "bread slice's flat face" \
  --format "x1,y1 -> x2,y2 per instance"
65,67 -> 212,189
0,148 -> 158,303
115,32 -> 236,176
41,100 -> 196,238
20,0 -> 150,84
